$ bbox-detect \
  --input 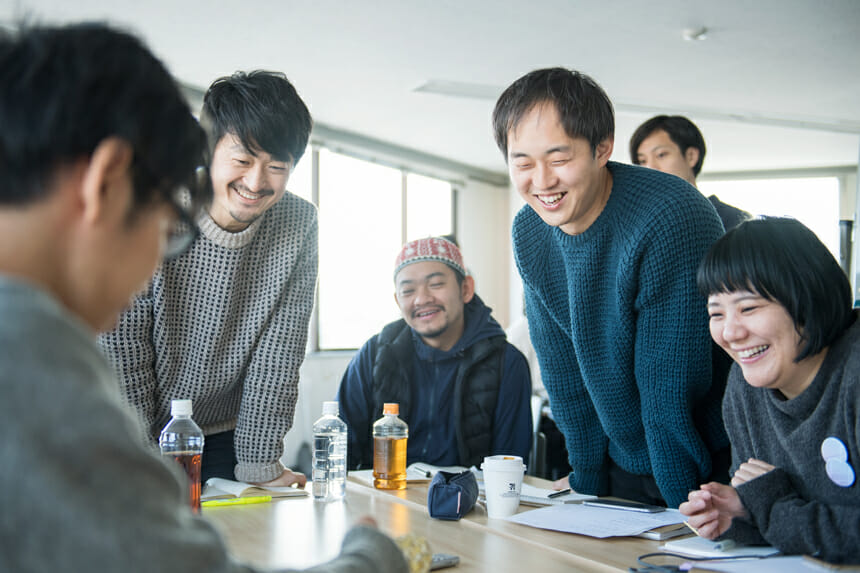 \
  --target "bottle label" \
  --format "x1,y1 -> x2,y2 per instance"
164,452 -> 202,512
373,436 -> 407,489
